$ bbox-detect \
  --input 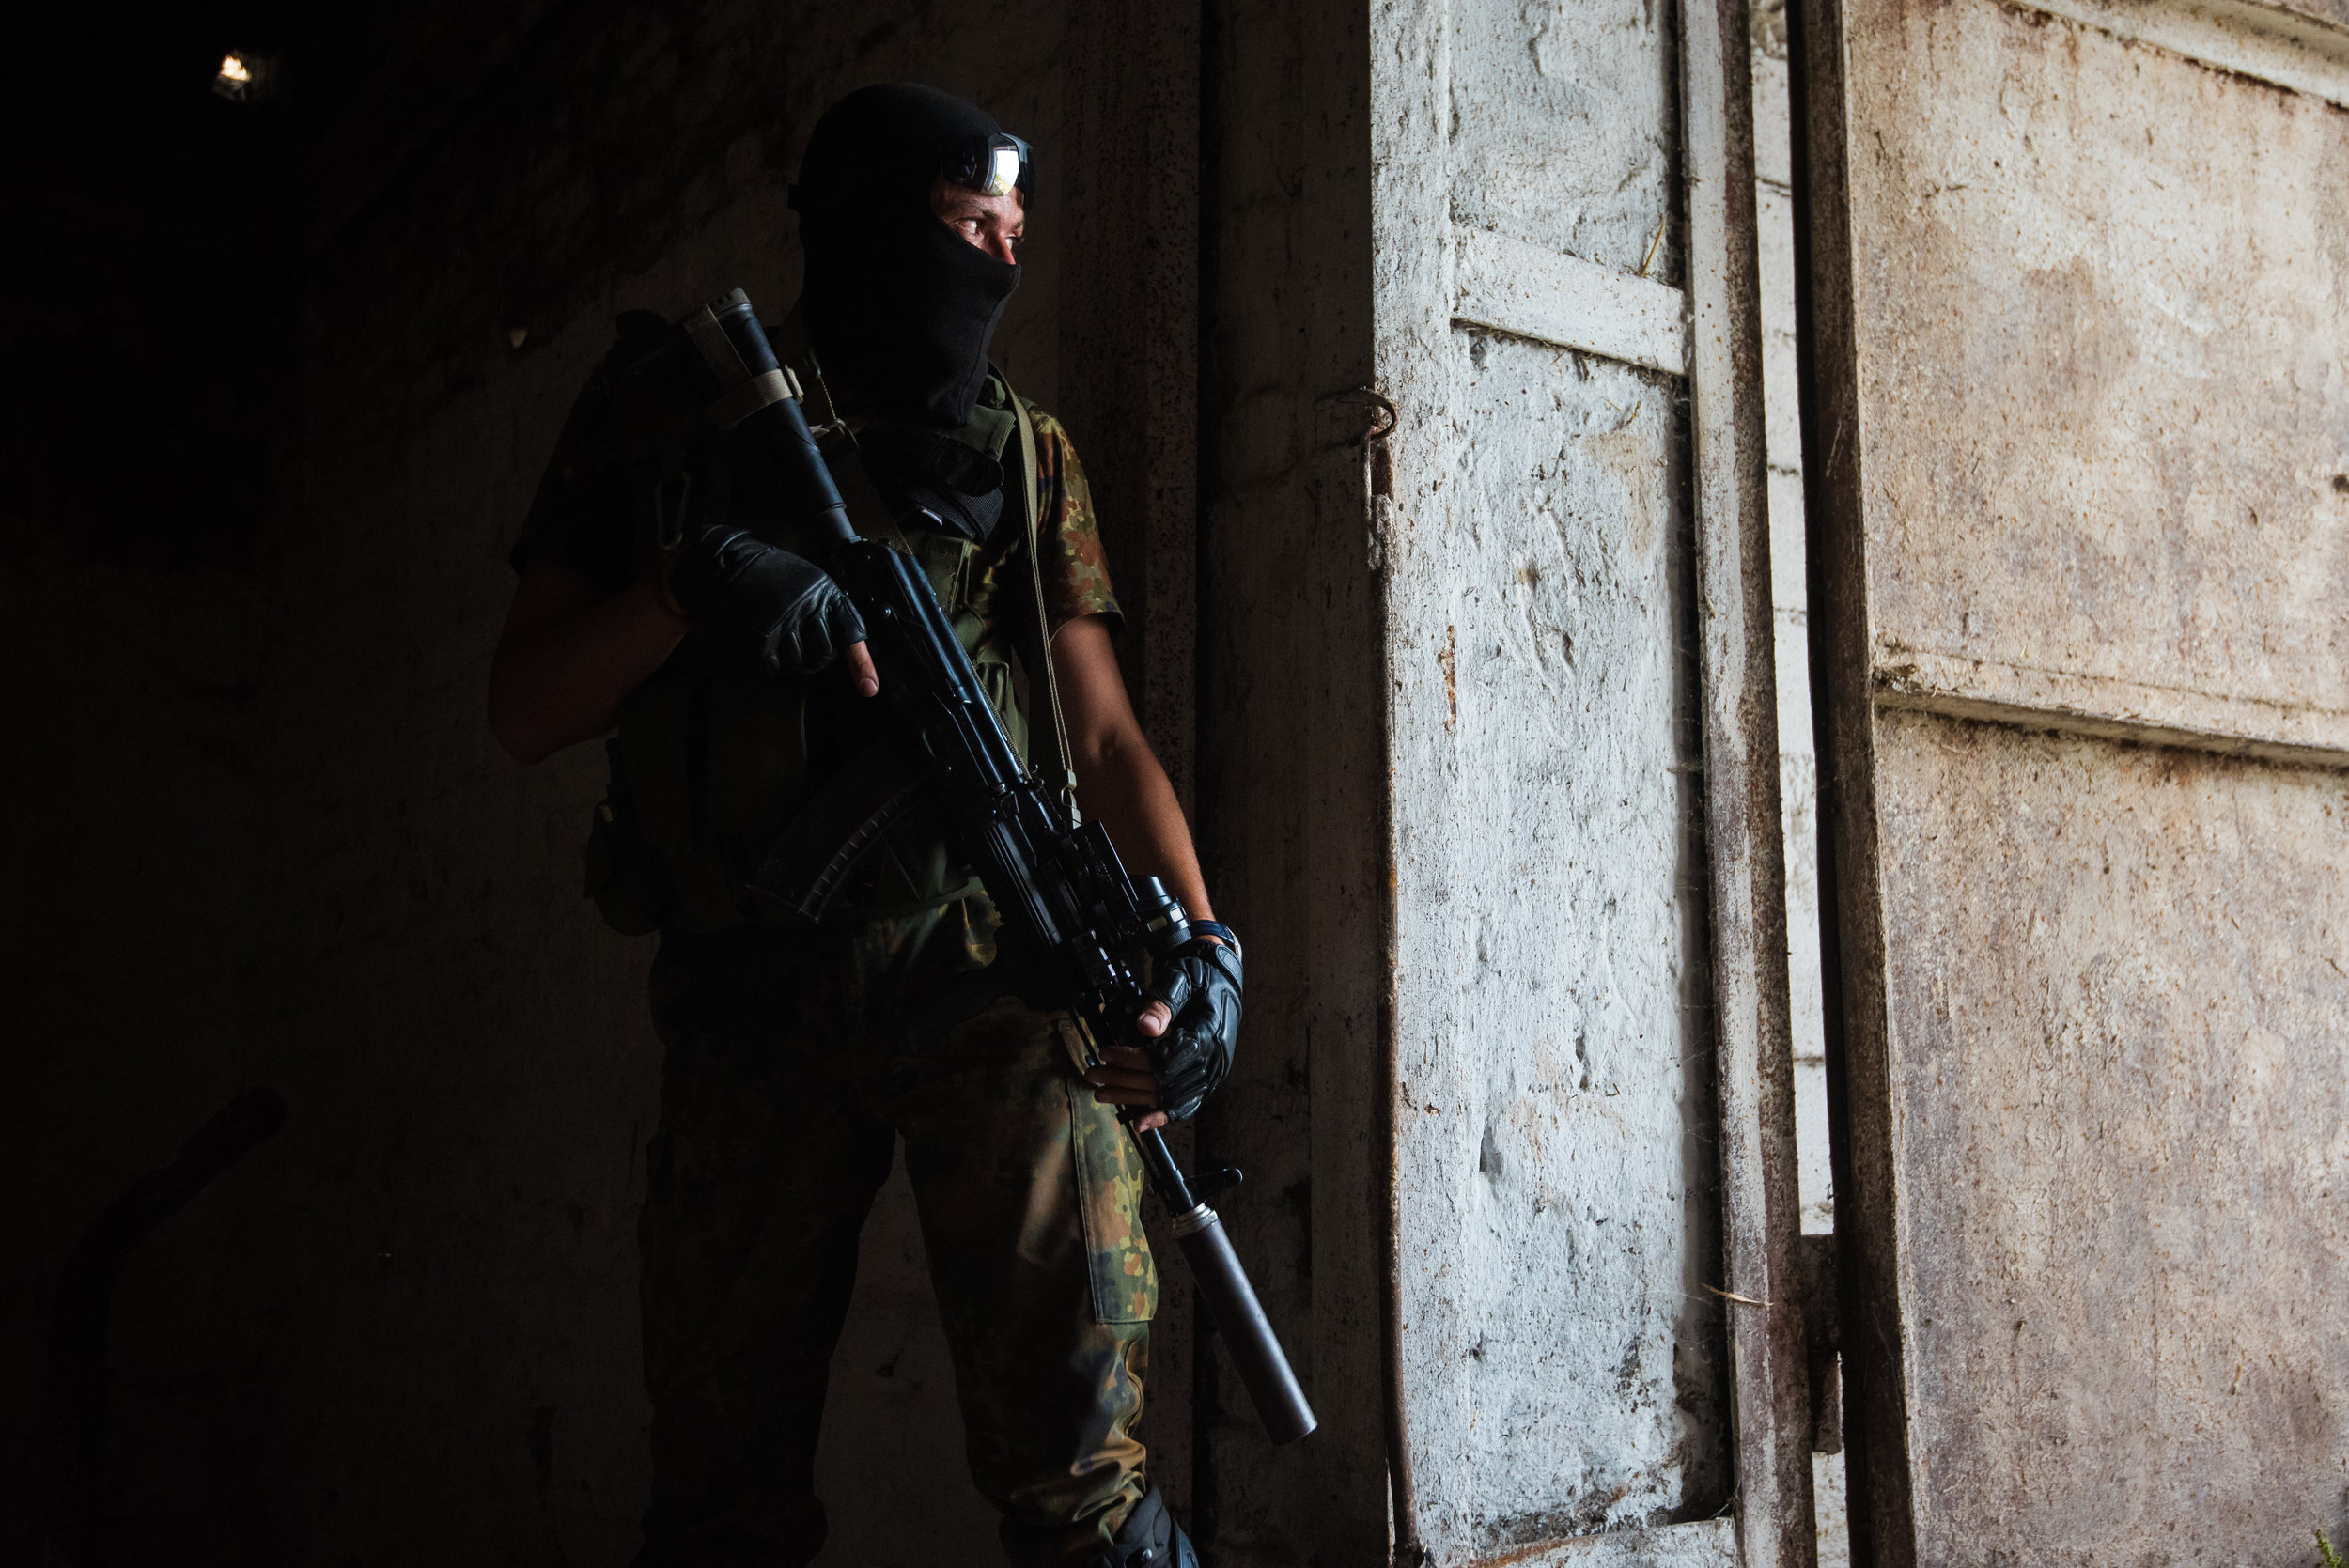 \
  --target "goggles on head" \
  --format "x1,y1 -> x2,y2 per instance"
941,132 -> 1032,198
